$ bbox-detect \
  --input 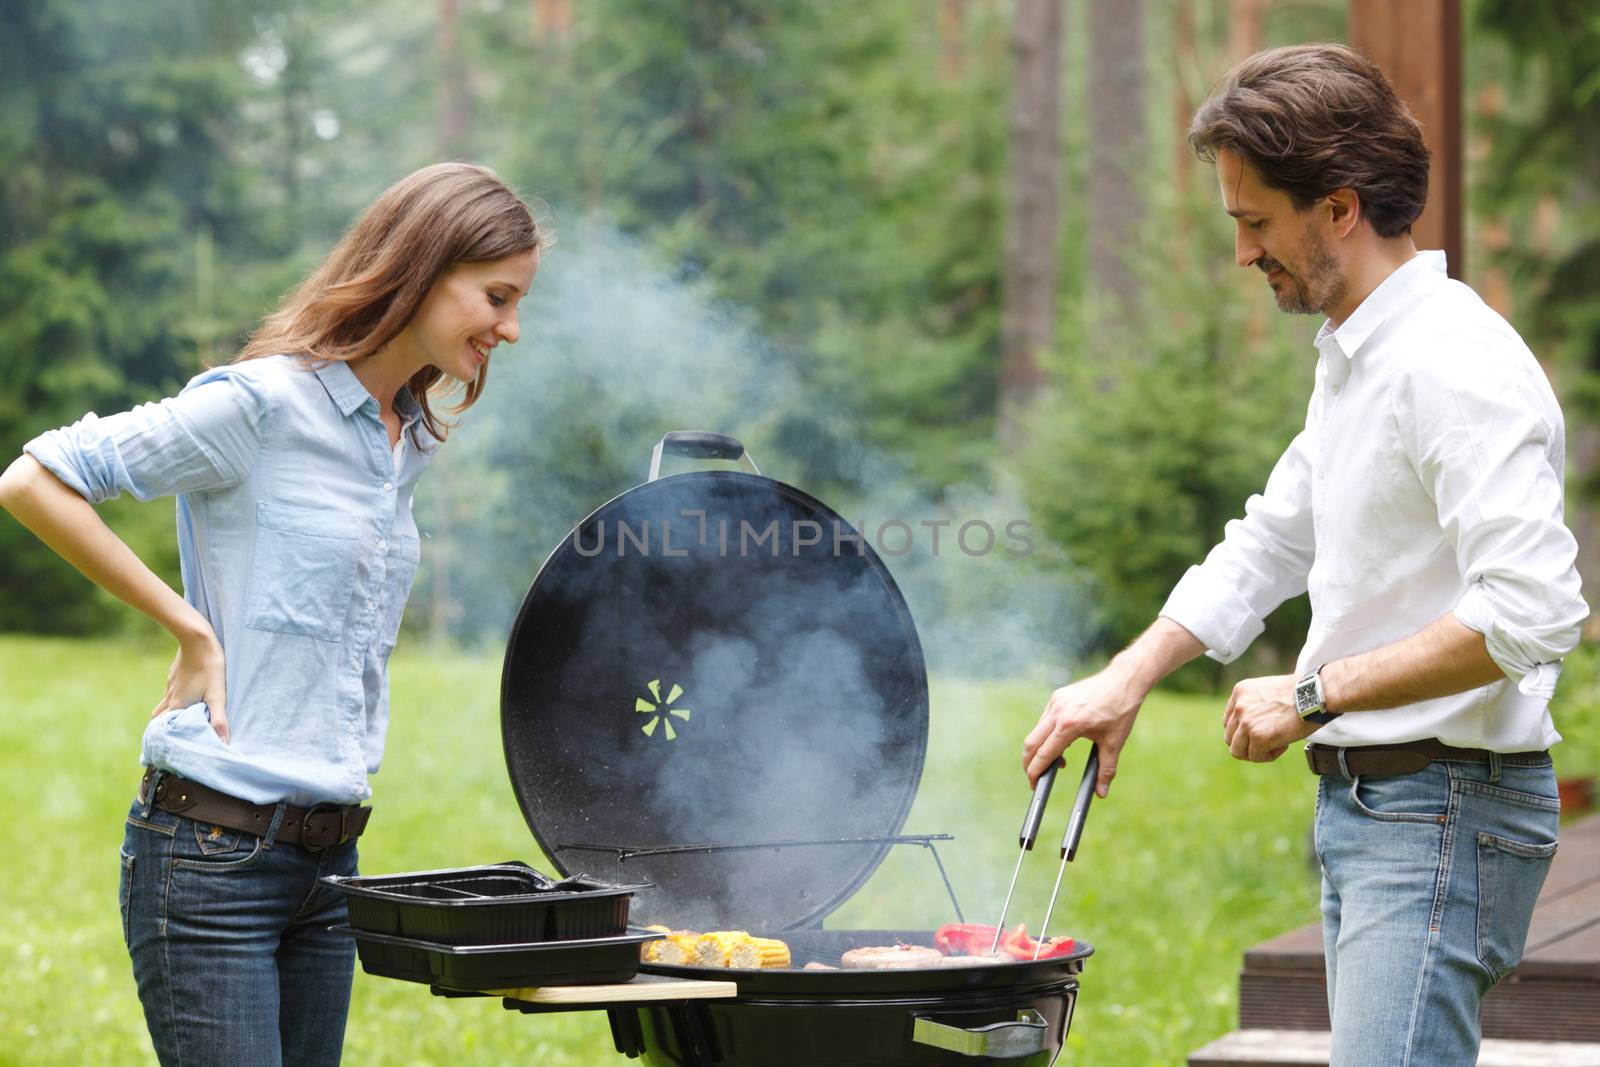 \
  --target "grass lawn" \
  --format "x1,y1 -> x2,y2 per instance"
0,635 -> 1320,1065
